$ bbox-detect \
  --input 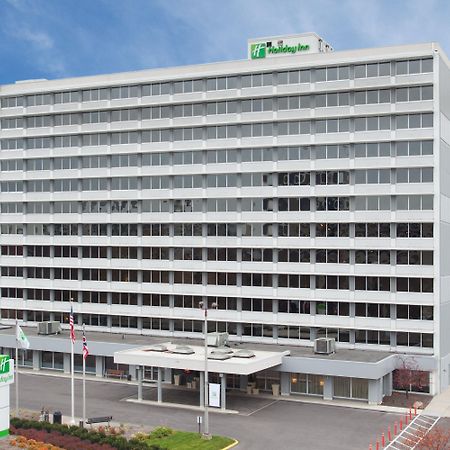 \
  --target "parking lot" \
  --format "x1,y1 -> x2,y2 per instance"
12,373 -> 401,449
